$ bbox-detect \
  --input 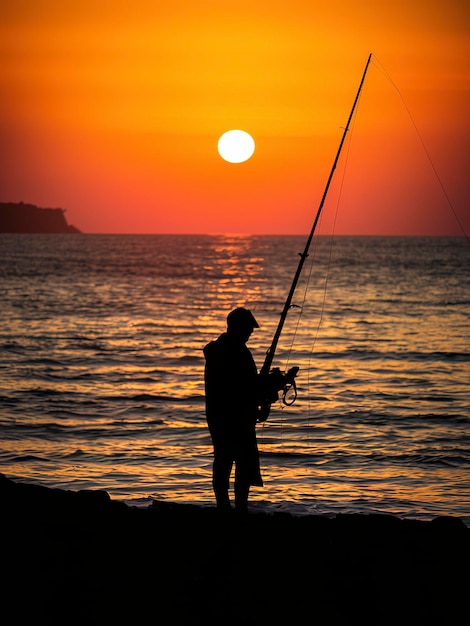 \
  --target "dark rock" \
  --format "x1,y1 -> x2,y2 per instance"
1,474 -> 468,624
0,202 -> 81,233
431,515 -> 468,533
